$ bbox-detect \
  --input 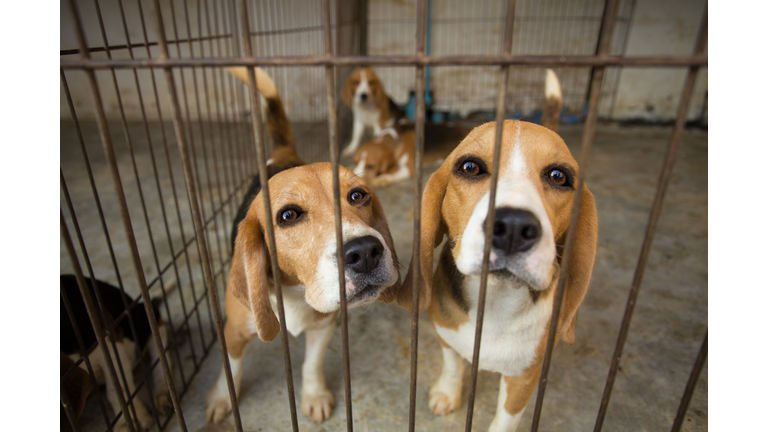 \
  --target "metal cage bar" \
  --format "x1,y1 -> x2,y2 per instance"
464,1 -> 516,431
237,1 -> 300,431
593,6 -> 708,431
670,329 -> 708,432
530,1 -> 620,430
406,1 -> 428,430
320,0 -> 354,431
